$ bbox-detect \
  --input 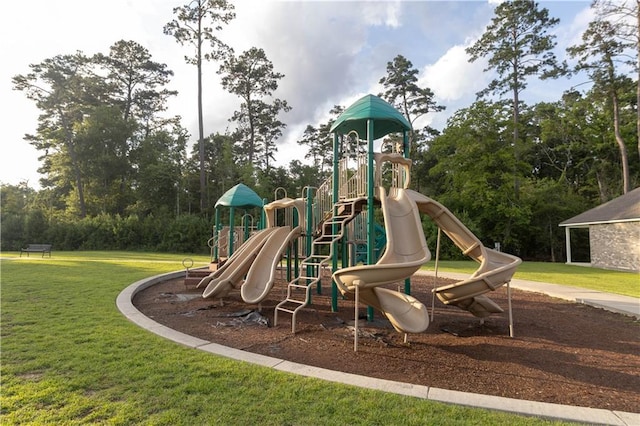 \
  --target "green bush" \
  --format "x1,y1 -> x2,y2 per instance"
0,208 -> 212,254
